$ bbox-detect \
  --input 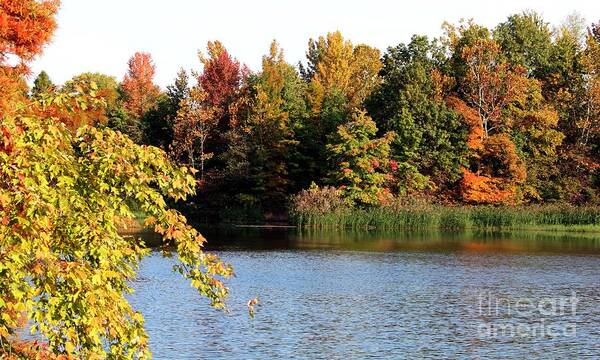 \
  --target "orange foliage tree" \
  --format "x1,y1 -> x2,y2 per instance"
121,52 -> 161,118
30,84 -> 109,131
580,25 -> 600,147
0,0 -> 60,112
460,39 -> 529,139
171,83 -> 218,181
451,38 -> 530,204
